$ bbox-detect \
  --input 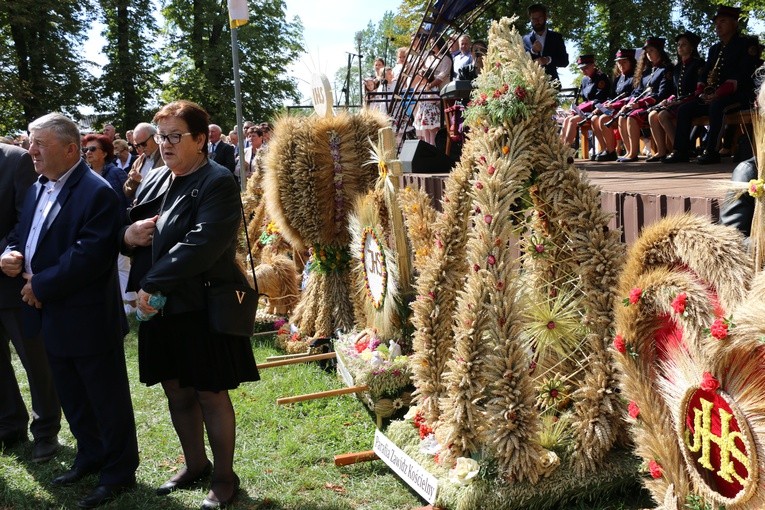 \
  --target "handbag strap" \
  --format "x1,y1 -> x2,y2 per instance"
238,195 -> 258,296
188,167 -> 259,296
